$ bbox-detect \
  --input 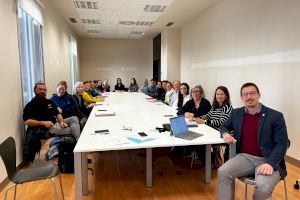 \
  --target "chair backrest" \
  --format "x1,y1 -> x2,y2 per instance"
0,137 -> 17,179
